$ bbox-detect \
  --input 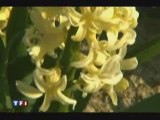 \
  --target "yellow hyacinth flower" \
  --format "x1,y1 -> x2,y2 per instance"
99,7 -> 139,32
23,8 -> 67,64
16,67 -> 77,112
102,78 -> 129,106
75,55 -> 123,96
66,7 -> 114,42
71,40 -> 109,73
